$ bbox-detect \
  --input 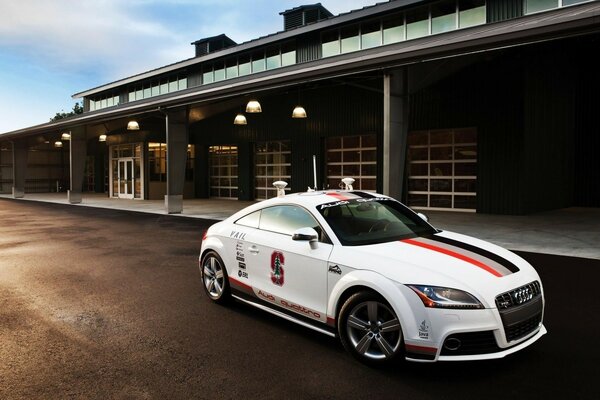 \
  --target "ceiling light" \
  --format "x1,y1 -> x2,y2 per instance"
127,120 -> 140,130
61,132 -> 71,140
233,113 -> 247,125
245,100 -> 262,113
54,141 -> 63,148
99,134 -> 107,142
292,105 -> 307,118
